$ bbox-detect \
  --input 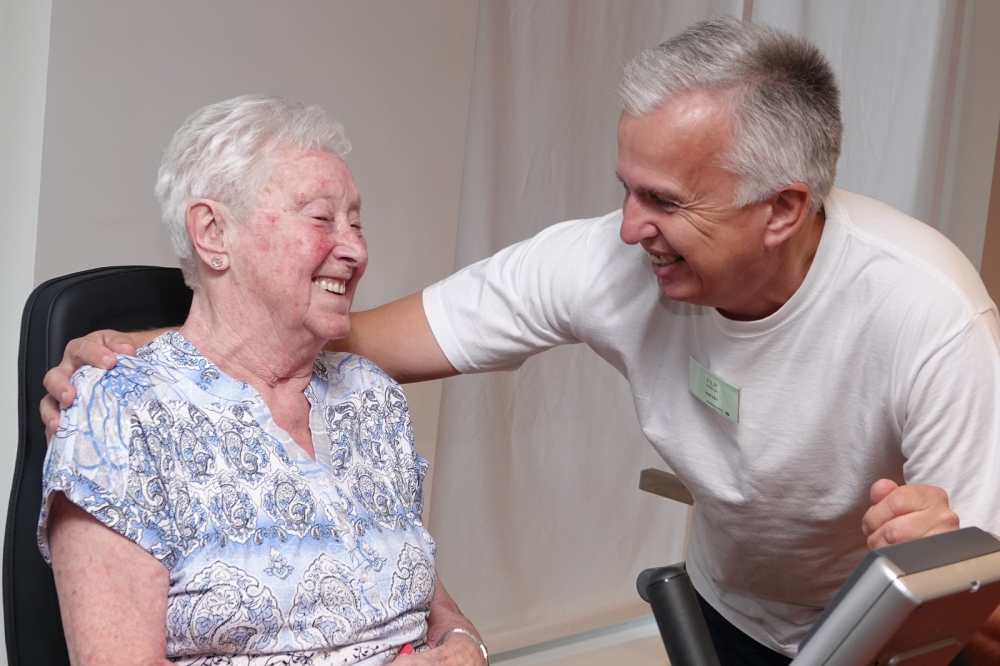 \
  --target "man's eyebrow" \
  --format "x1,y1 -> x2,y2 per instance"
615,173 -> 689,205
